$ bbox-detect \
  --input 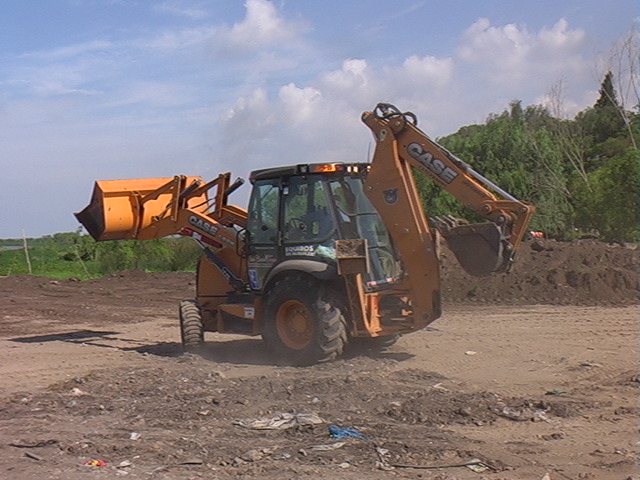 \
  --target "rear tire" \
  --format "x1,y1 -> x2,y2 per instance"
179,300 -> 204,353
262,274 -> 347,366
